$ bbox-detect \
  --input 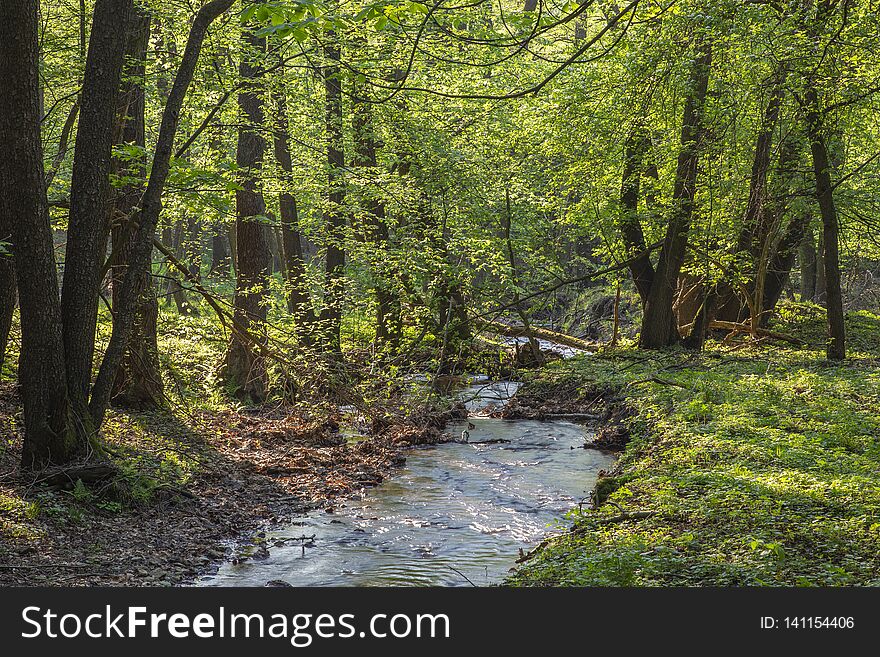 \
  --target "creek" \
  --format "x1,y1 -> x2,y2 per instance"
198,378 -> 614,587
